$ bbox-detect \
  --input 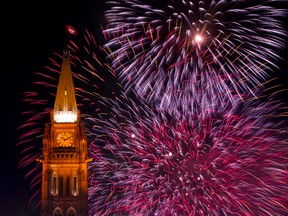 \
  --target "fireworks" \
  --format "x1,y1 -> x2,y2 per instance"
103,0 -> 287,110
87,90 -> 288,215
